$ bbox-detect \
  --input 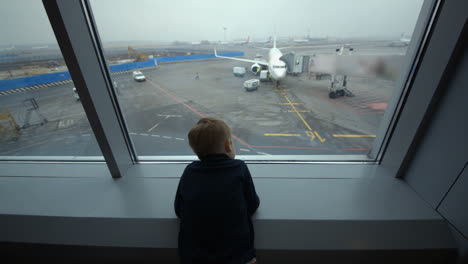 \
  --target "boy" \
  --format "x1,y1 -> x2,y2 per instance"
174,117 -> 260,264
